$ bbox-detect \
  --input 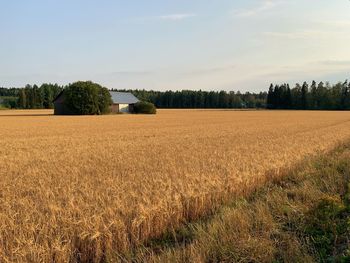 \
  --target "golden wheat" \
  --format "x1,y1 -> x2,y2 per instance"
1,109 -> 350,262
